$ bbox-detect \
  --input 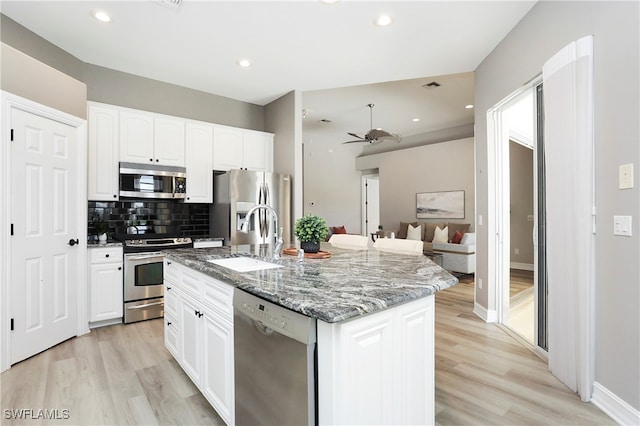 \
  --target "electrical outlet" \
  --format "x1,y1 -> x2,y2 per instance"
619,164 -> 634,189
514,248 -> 520,255
478,215 -> 483,226
477,278 -> 483,289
